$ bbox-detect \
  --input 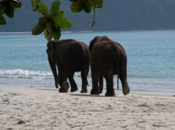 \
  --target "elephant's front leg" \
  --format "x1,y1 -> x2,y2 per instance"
80,70 -> 88,93
58,71 -> 69,93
